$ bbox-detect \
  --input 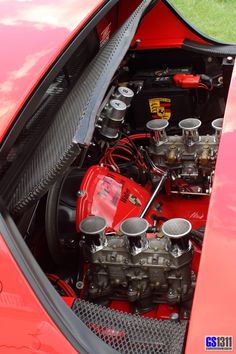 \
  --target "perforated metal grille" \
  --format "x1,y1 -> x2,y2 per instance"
72,299 -> 187,354
8,0 -> 152,215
